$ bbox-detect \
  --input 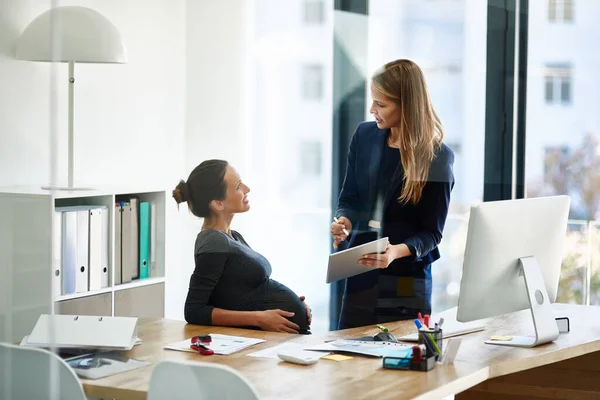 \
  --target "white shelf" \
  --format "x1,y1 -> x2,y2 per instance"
0,185 -> 168,198
113,277 -> 166,292
1,186 -> 172,341
55,277 -> 165,302
56,287 -> 113,302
